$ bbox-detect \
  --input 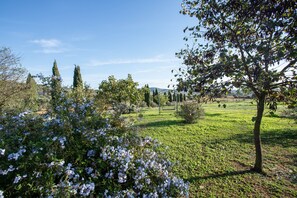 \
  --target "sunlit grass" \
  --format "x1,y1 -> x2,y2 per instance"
136,100 -> 297,197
